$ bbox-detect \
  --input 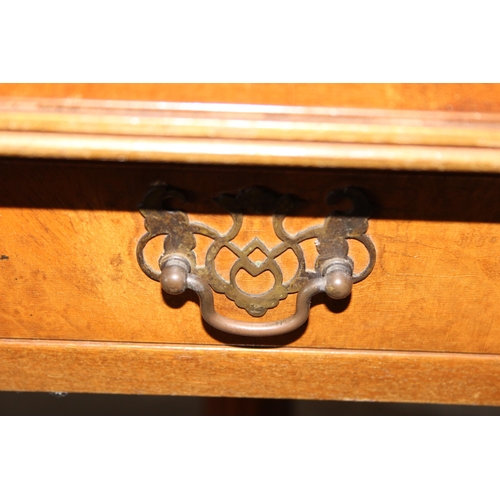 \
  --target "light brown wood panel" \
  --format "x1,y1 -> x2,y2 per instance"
2,84 -> 500,112
2,339 -> 500,405
2,86 -> 500,403
1,158 -> 500,353
3,98 -> 500,147
3,131 -> 500,172
2,98 -> 500,172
